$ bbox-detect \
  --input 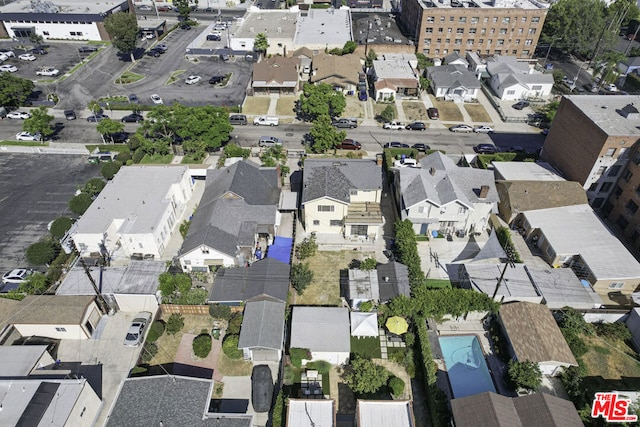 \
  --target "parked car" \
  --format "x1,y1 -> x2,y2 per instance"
86,113 -> 109,122
512,101 -> 530,110
150,94 -> 163,105
474,143 -> 499,154
206,34 -> 221,41
0,50 -> 15,57
2,268 -> 33,284
258,136 -> 282,147
156,5 -> 171,11
123,312 -> 152,347
15,131 -> 41,141
121,113 -> 144,123
473,125 -> 494,134
138,4 -> 152,10
394,158 -> 419,168
209,75 -> 225,84
180,23 -> 191,30
229,114 -> 247,125
0,65 -> 18,73
7,111 -> 31,119
78,46 -> 98,53
412,143 -> 431,152
405,121 -> 426,131
220,53 -> 230,61
427,107 -> 439,119
332,118 -> 357,129
64,109 -> 76,120
31,48 -> 47,55
384,142 -> 410,148
336,139 -> 361,150
254,116 -> 279,126
383,121 -> 405,130
185,75 -> 201,85
155,44 -> 168,52
18,53 -> 36,61
604,83 -> 618,92
128,93 -> 138,103
251,365 -> 273,413
449,124 -> 474,133
358,90 -> 368,101
36,67 -> 59,76
107,131 -> 131,144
